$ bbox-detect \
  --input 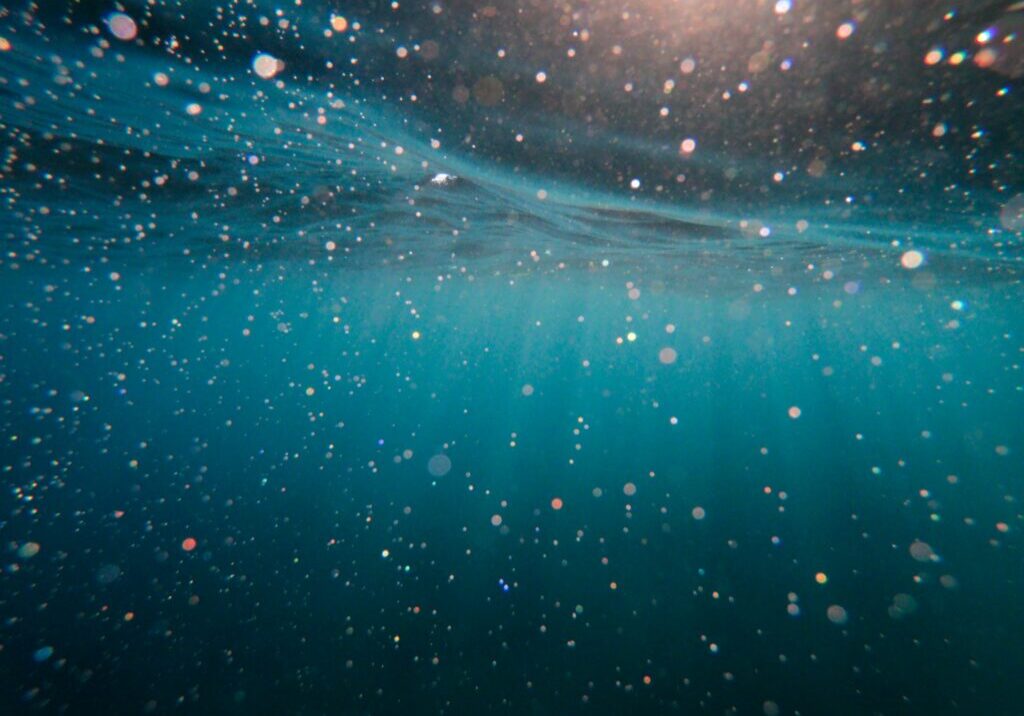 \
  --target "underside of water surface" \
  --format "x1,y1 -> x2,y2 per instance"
1,1 -> 1023,715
